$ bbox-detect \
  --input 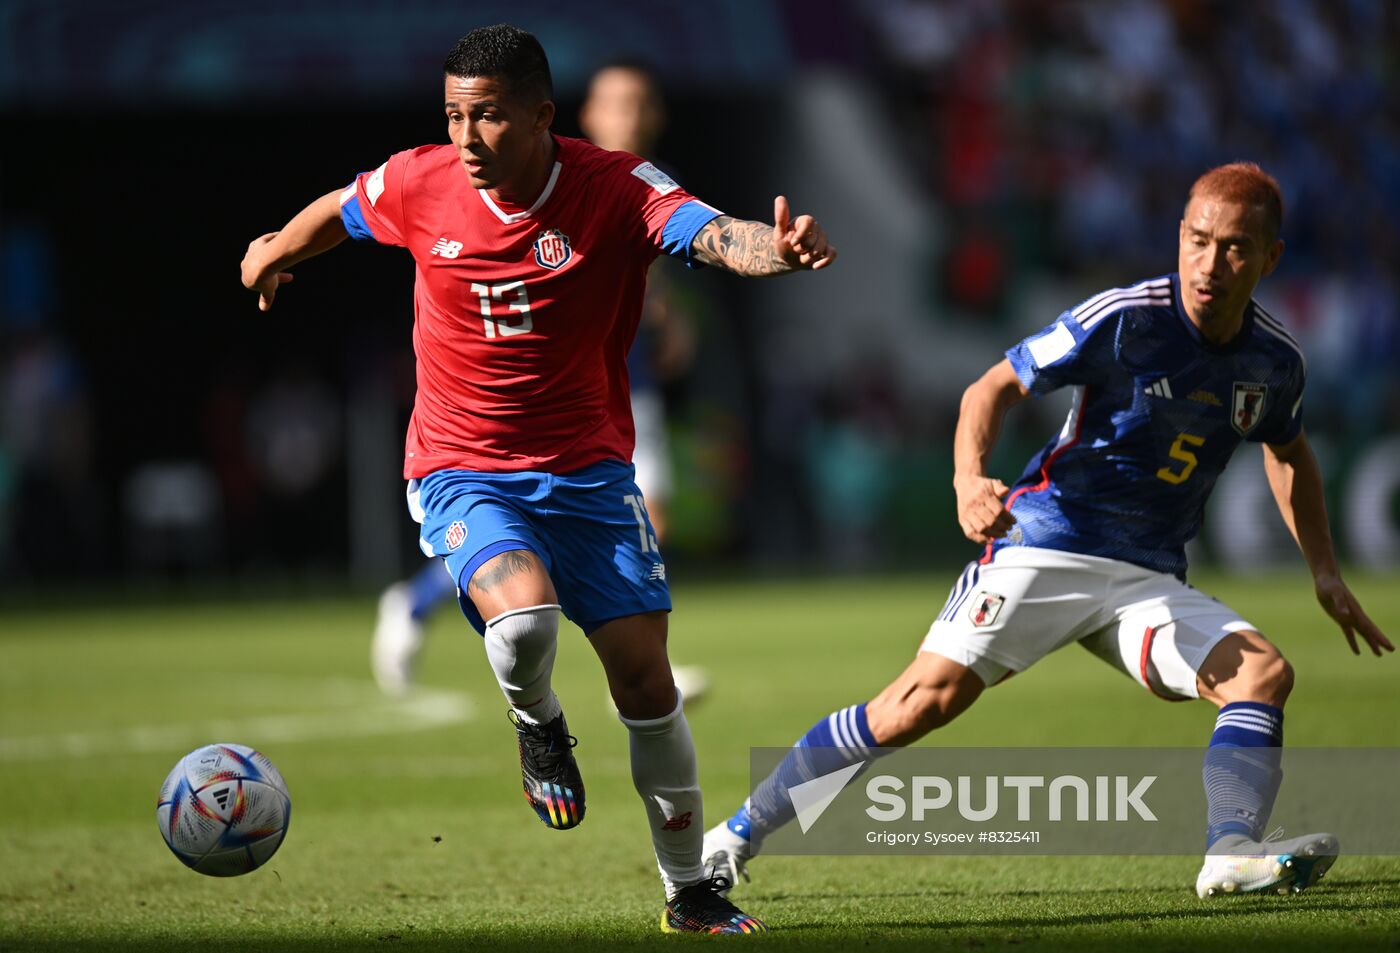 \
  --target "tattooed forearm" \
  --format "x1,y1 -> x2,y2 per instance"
469,549 -> 540,596
691,216 -> 792,276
